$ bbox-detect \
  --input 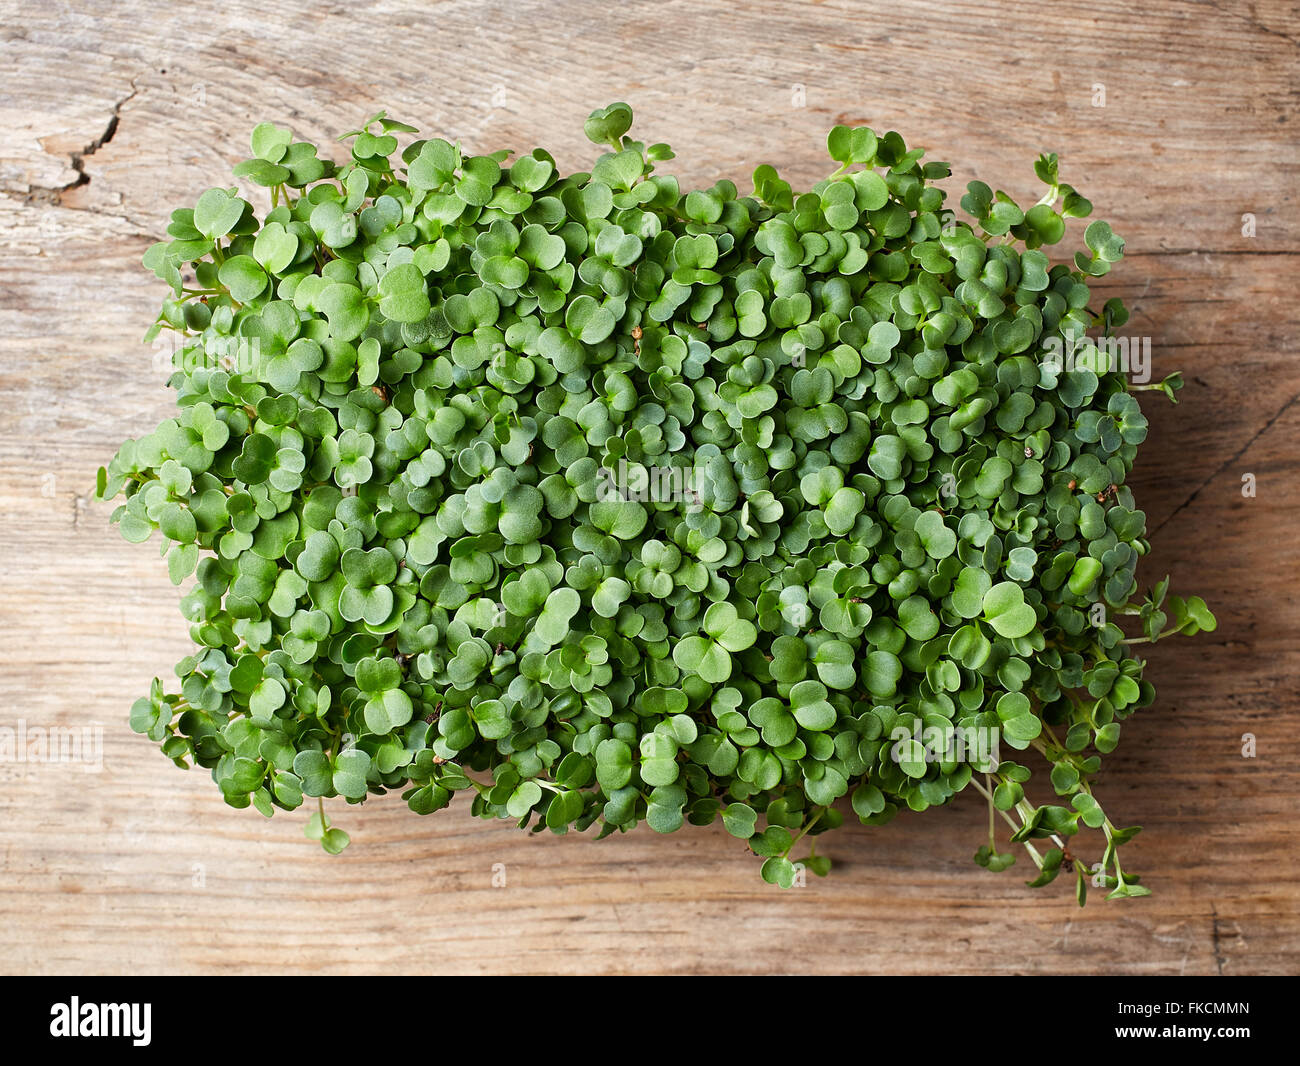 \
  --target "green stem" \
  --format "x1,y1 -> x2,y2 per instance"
786,807 -> 825,853
968,776 -> 1045,869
